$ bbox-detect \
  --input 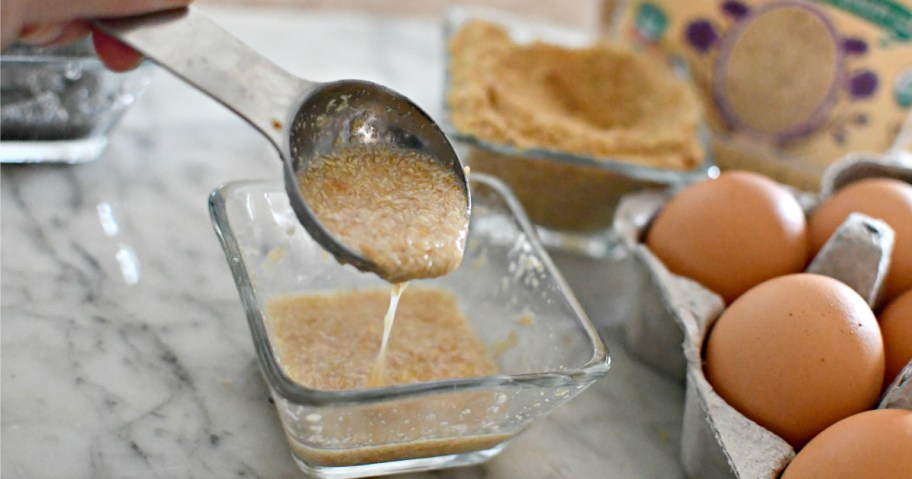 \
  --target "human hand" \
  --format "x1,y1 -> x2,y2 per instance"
1,0 -> 192,71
